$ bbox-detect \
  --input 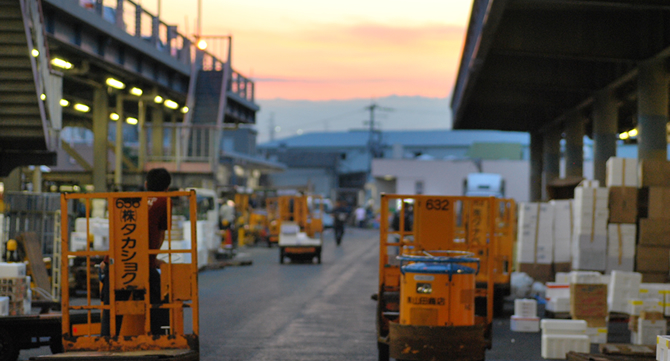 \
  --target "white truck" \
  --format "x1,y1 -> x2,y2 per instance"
463,173 -> 505,198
